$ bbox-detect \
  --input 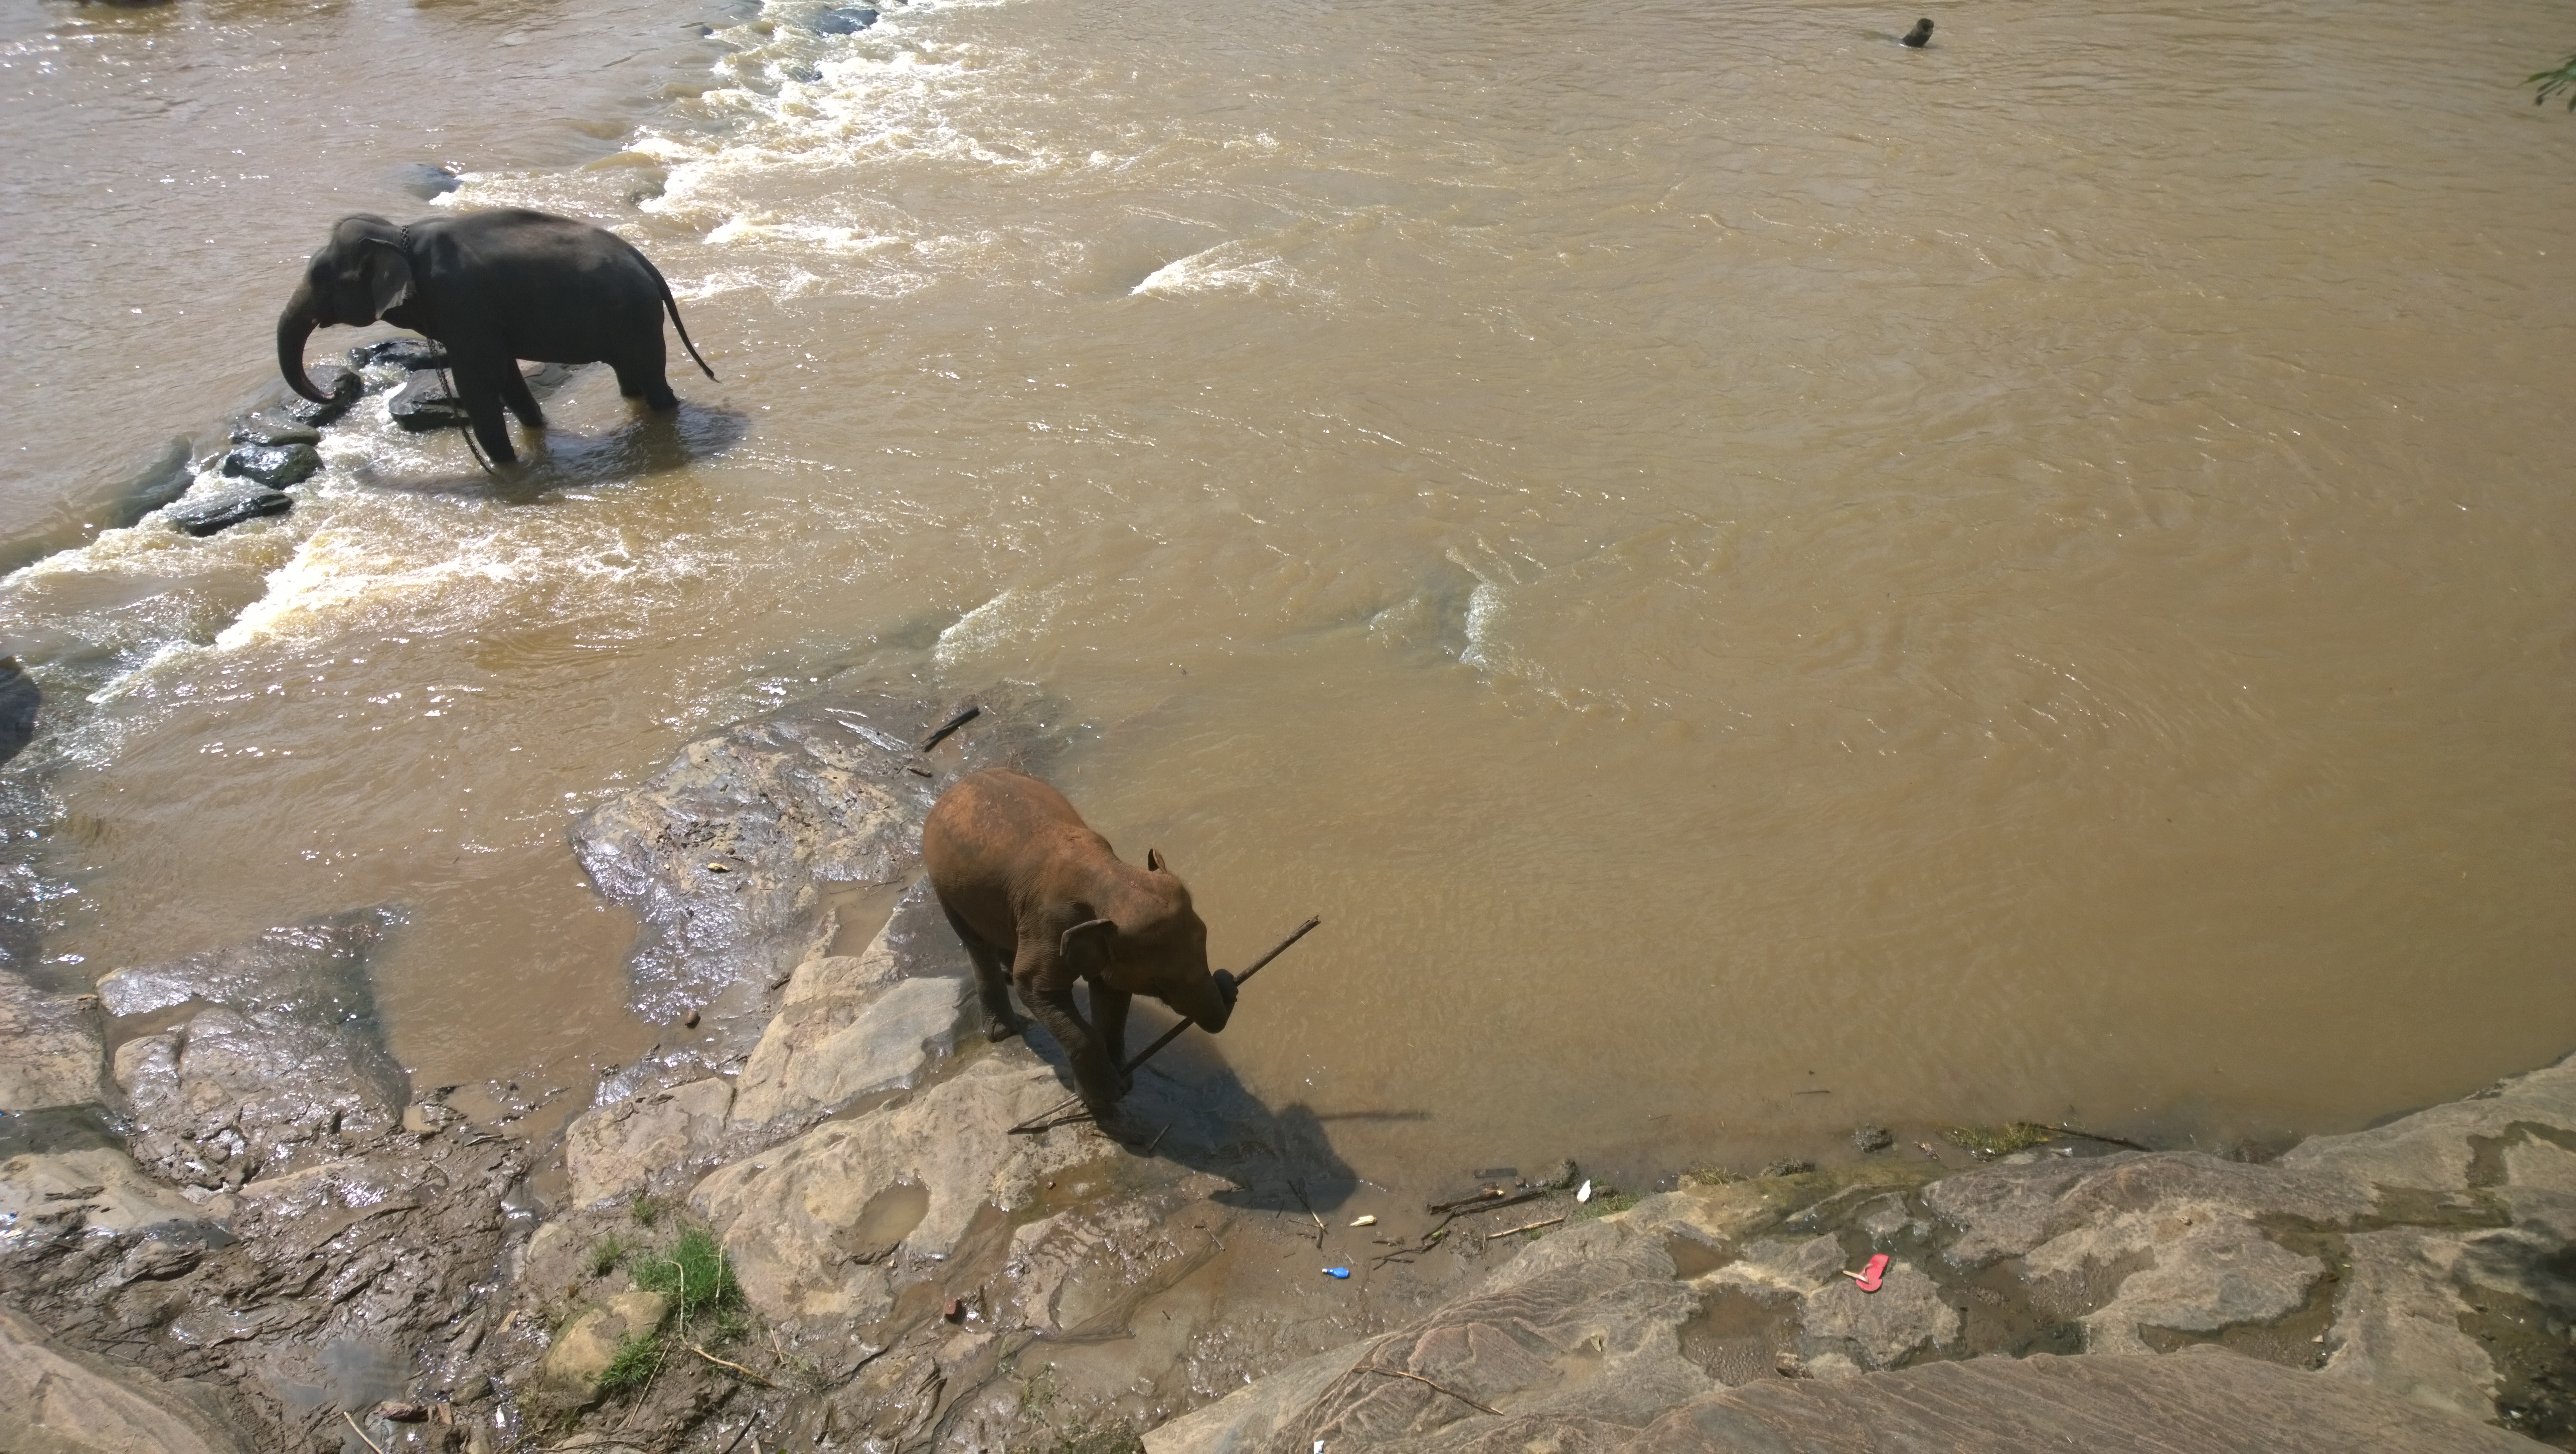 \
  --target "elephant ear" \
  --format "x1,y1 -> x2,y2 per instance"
361,241 -> 414,322
1146,848 -> 1167,873
1059,918 -> 1116,976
